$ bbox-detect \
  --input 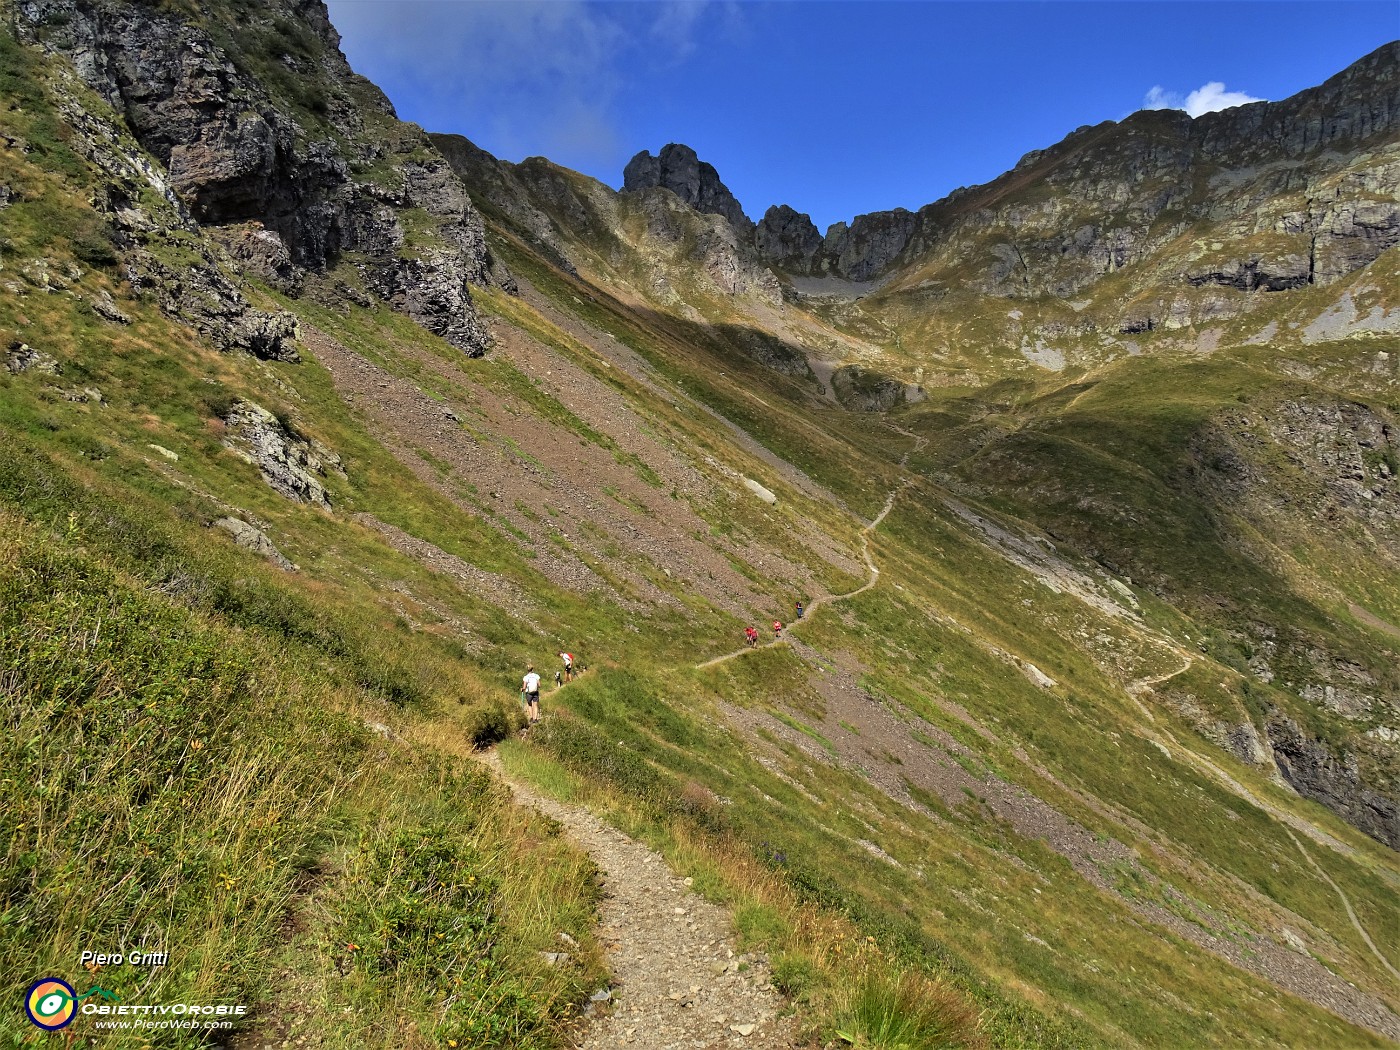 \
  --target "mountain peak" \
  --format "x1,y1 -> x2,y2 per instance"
623,143 -> 754,233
